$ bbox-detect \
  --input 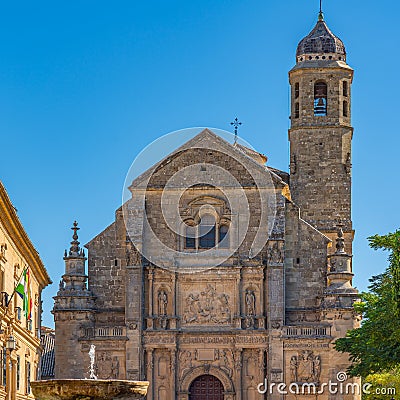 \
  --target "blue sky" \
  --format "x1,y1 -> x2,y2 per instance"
1,1 -> 399,327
